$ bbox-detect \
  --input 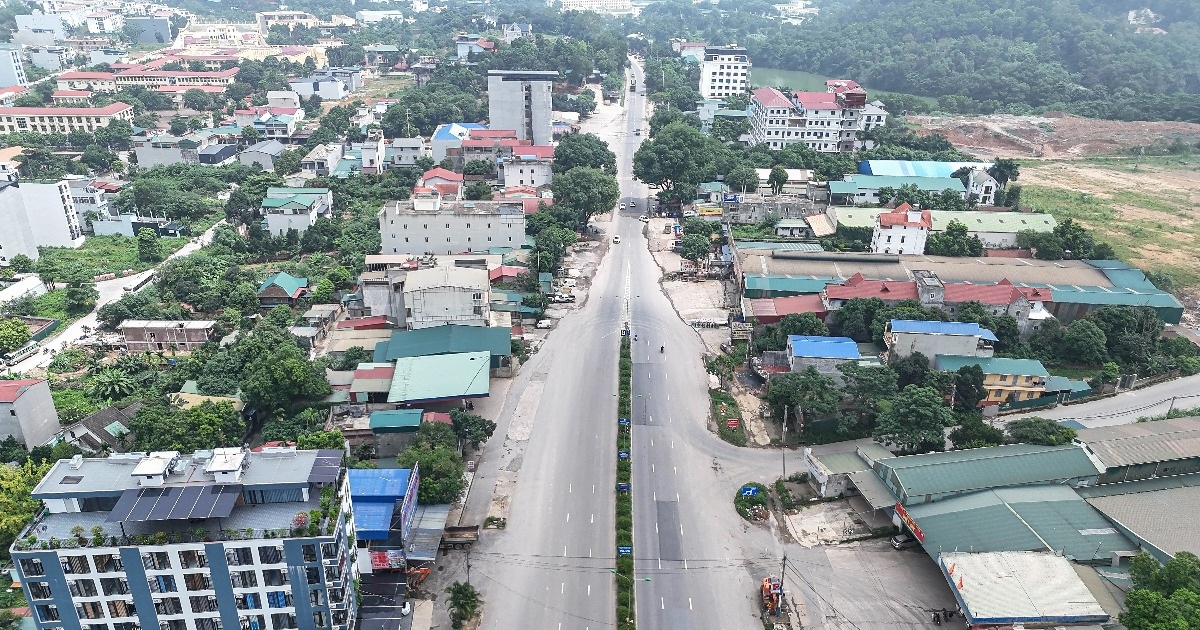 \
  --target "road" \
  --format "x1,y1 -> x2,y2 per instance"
1005,372 -> 1200,428
9,220 -> 224,373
